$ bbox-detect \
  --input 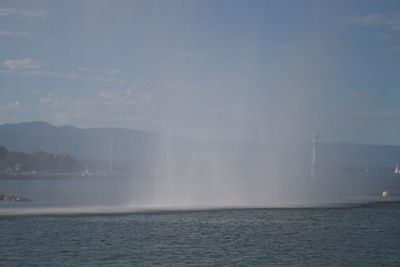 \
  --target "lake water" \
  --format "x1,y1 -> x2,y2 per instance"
1,179 -> 400,266
0,176 -> 395,213
0,178 -> 150,210
1,203 -> 400,266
